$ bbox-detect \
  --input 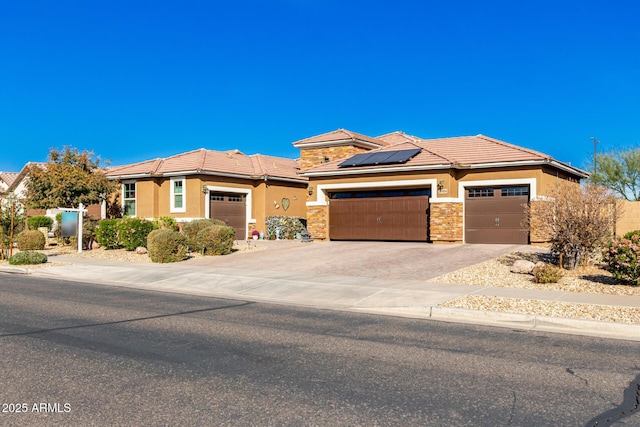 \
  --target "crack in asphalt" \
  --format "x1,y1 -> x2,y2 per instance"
585,374 -> 640,426
0,301 -> 255,338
